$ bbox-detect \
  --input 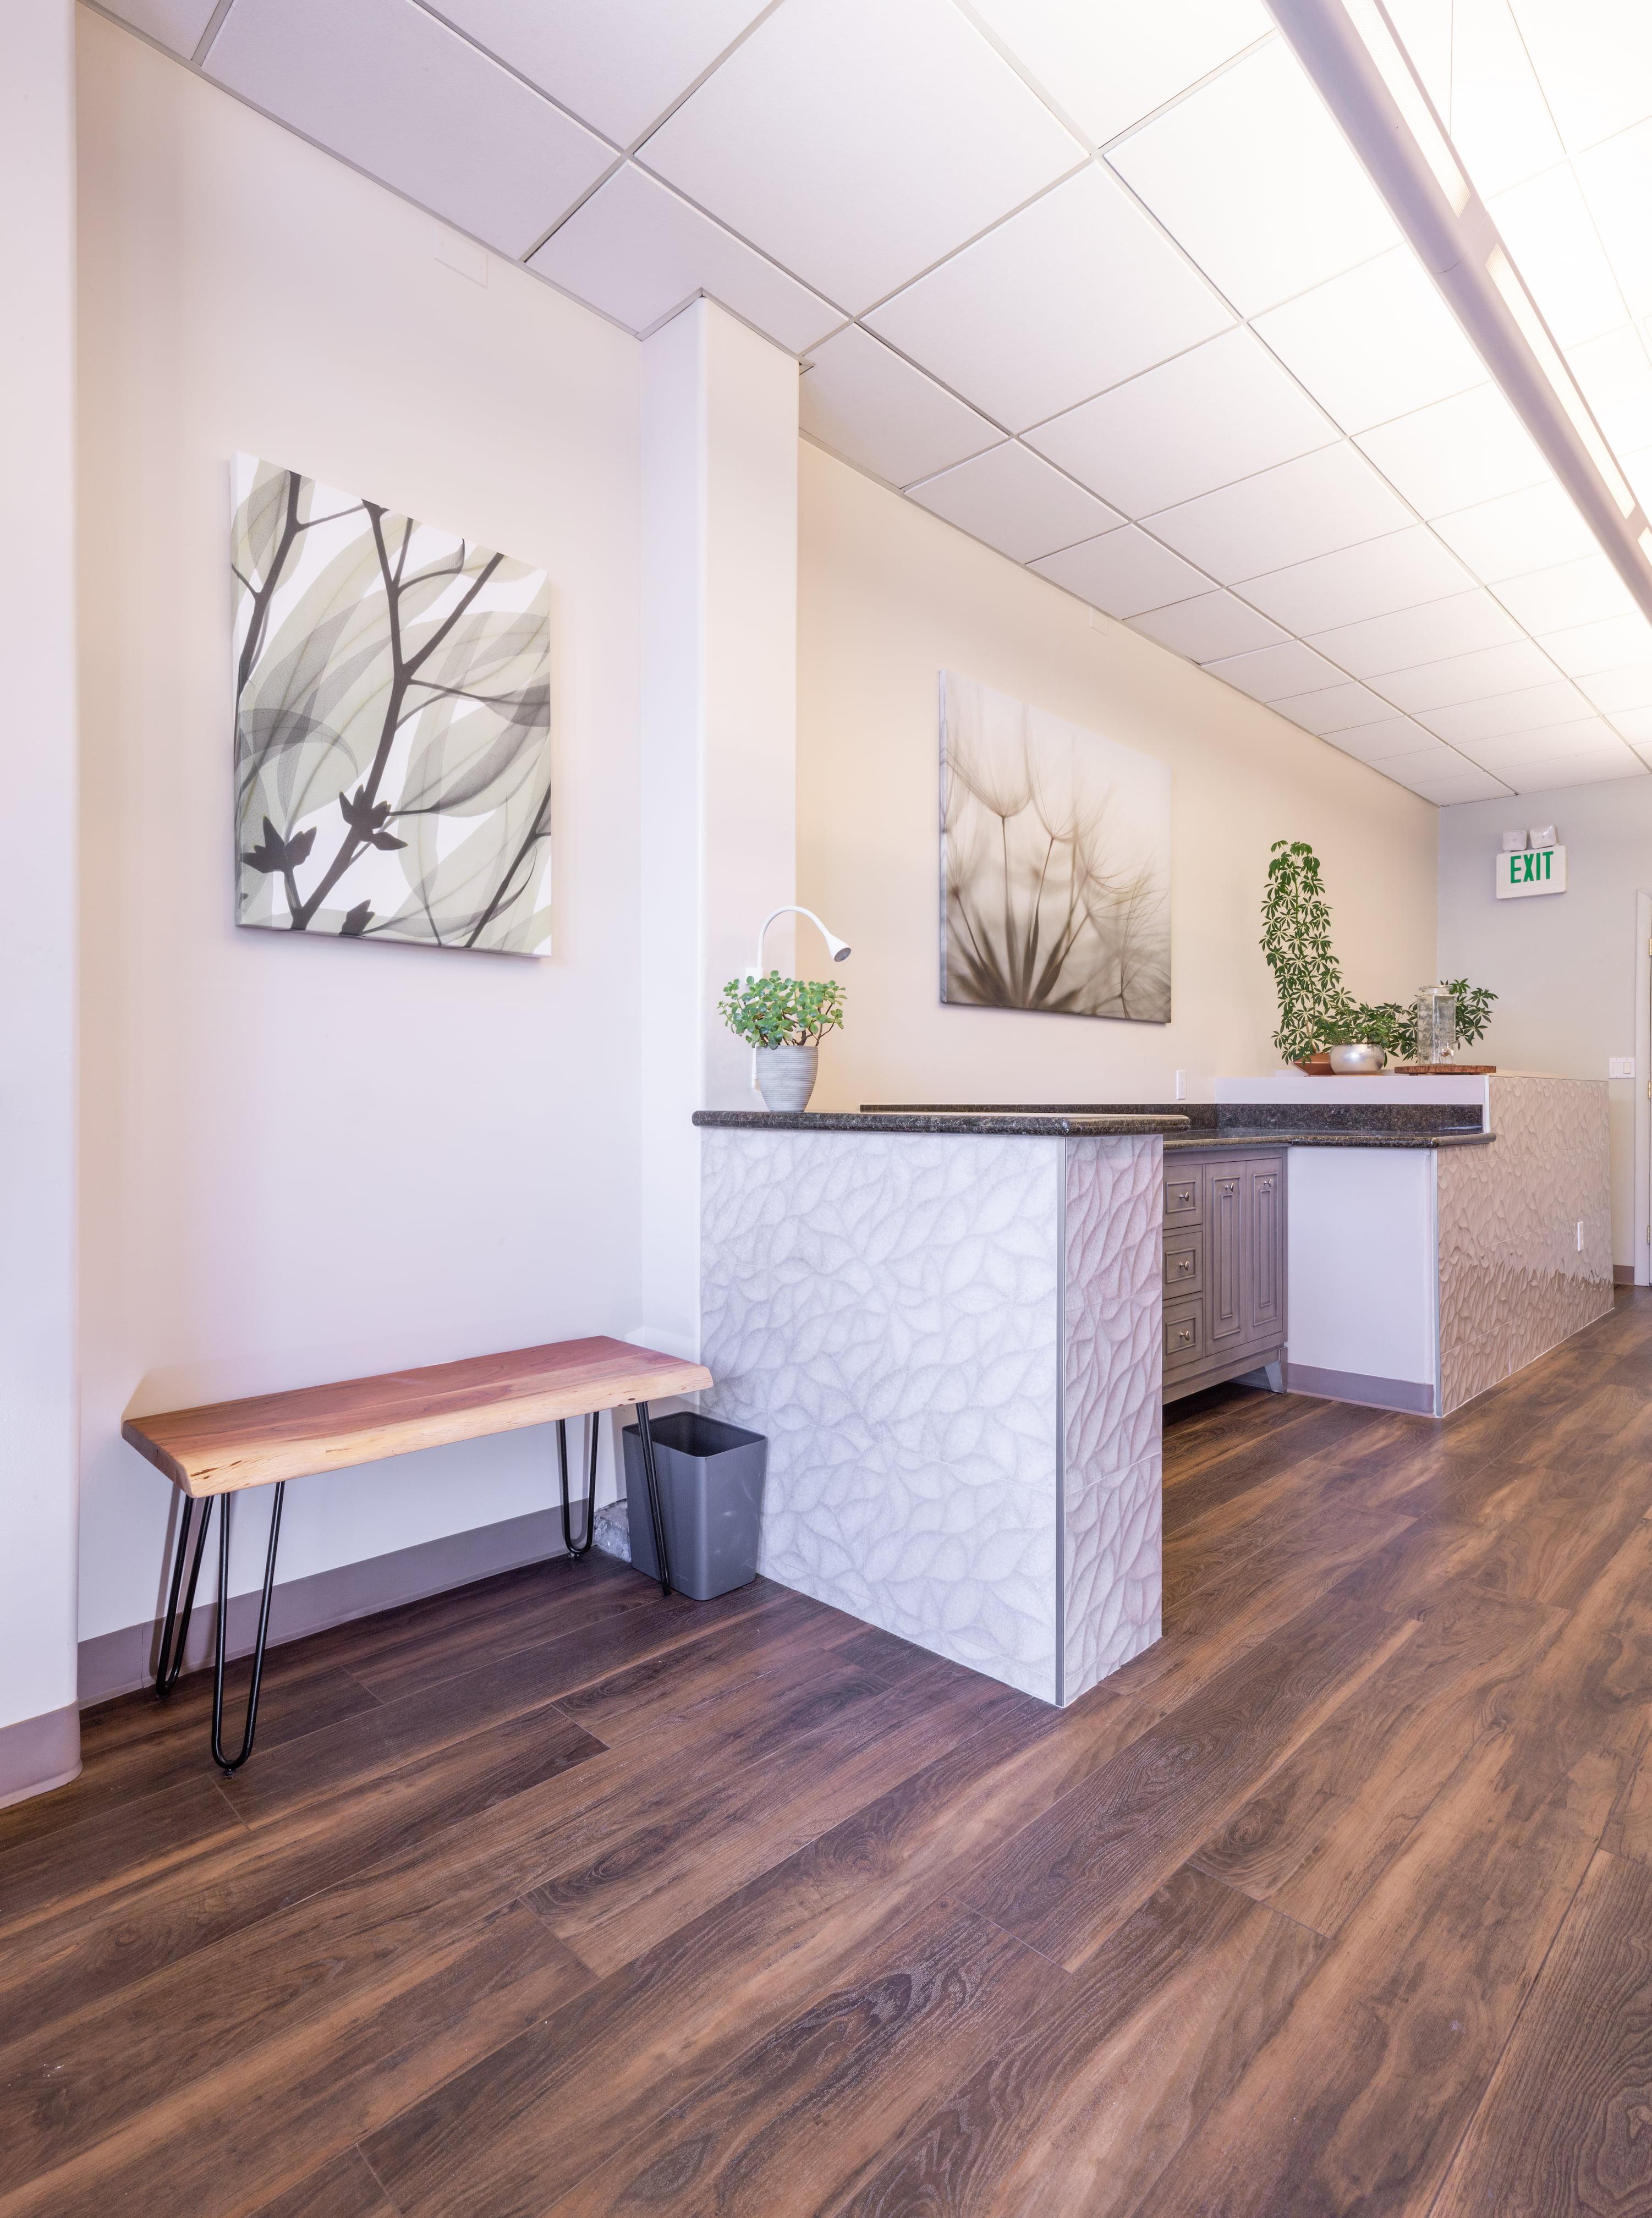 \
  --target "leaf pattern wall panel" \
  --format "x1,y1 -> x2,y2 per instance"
230,454 -> 552,955
1436,1077 -> 1613,1415
1061,1137 -> 1163,1701
699,1128 -> 1064,1701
